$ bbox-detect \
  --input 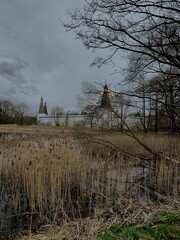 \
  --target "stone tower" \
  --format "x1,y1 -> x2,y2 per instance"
38,97 -> 44,114
38,97 -> 48,115
100,84 -> 112,109
43,102 -> 48,115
